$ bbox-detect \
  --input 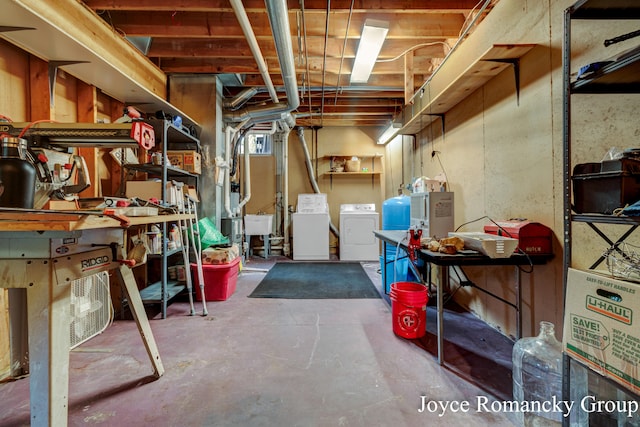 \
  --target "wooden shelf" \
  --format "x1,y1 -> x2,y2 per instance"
322,154 -> 383,159
400,44 -> 536,135
323,171 -> 382,176
1,0 -> 200,131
